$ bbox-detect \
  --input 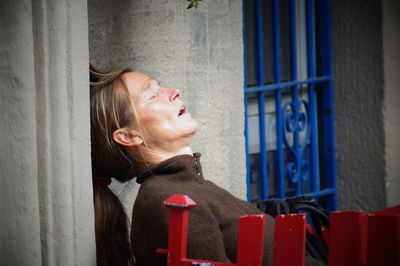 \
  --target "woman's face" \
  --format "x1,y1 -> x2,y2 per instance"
122,72 -> 198,151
